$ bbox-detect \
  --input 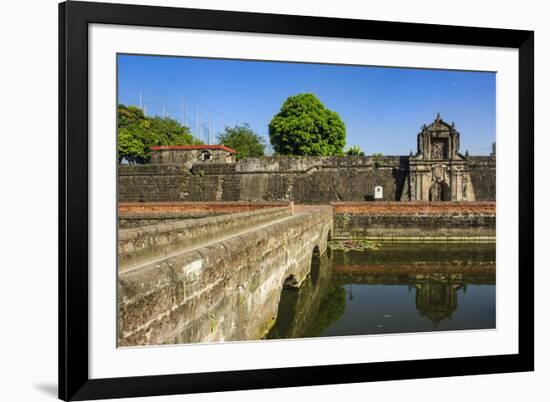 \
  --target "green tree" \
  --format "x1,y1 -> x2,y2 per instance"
117,105 -> 151,164
268,93 -> 346,156
117,104 -> 202,164
217,124 -> 265,159
345,145 -> 365,156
